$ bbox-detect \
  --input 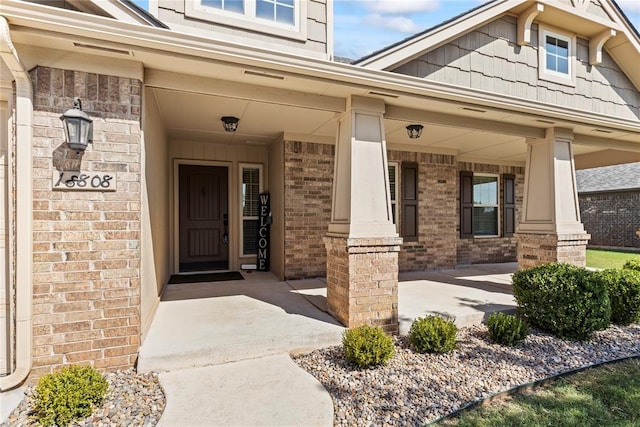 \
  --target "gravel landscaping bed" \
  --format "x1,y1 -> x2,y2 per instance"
294,323 -> 640,426
3,369 -> 165,427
